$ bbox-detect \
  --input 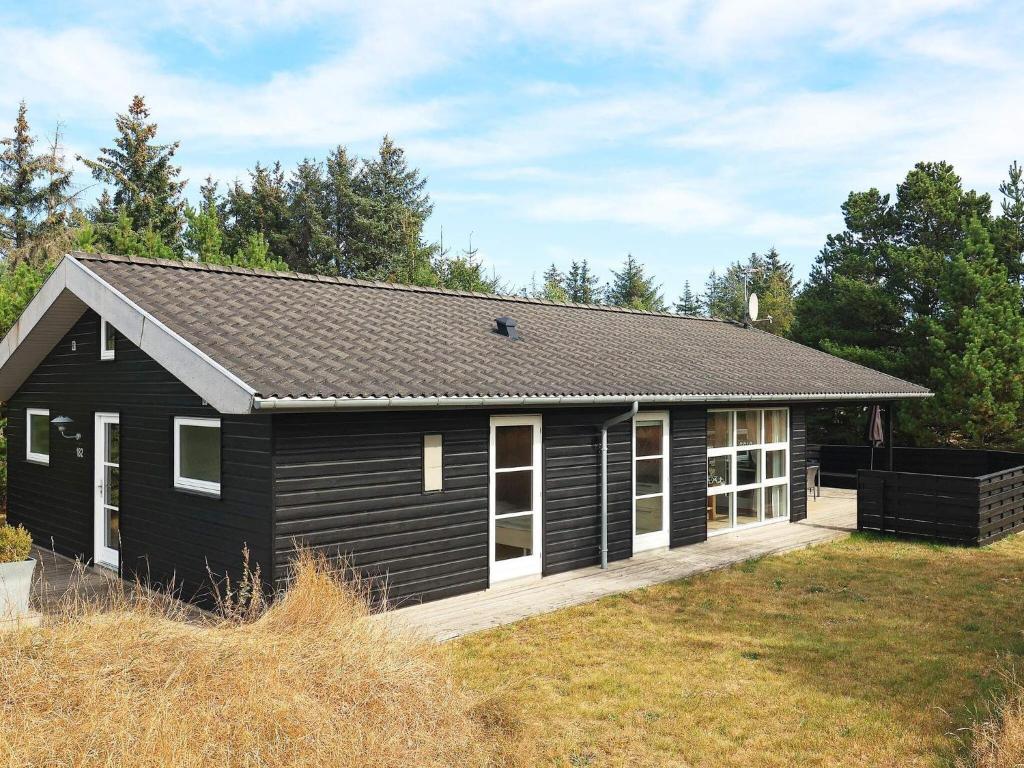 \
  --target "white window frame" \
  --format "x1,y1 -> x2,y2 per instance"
706,408 -> 789,535
488,414 -> 543,584
100,319 -> 115,361
25,408 -> 50,465
173,416 -> 221,496
632,411 -> 670,552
